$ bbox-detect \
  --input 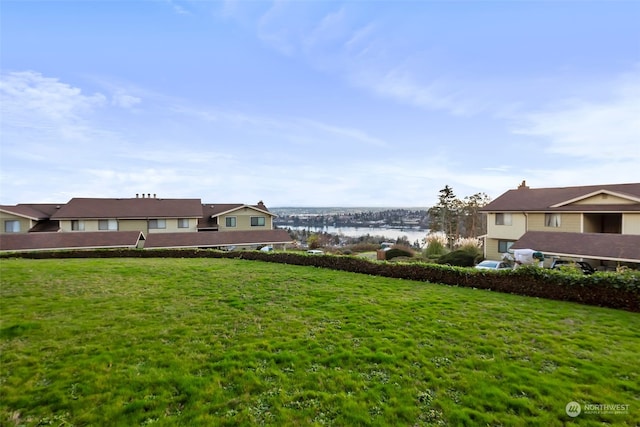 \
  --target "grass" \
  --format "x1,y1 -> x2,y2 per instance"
1,257 -> 639,426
